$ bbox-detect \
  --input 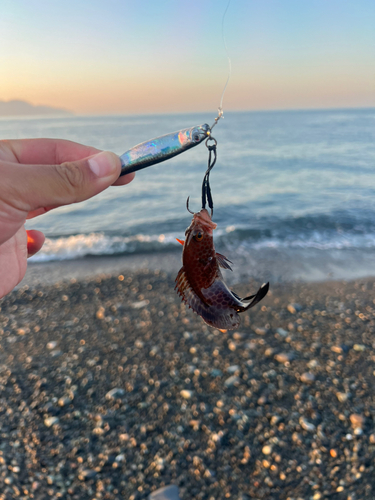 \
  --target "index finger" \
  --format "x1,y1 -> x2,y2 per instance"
6,138 -> 101,165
